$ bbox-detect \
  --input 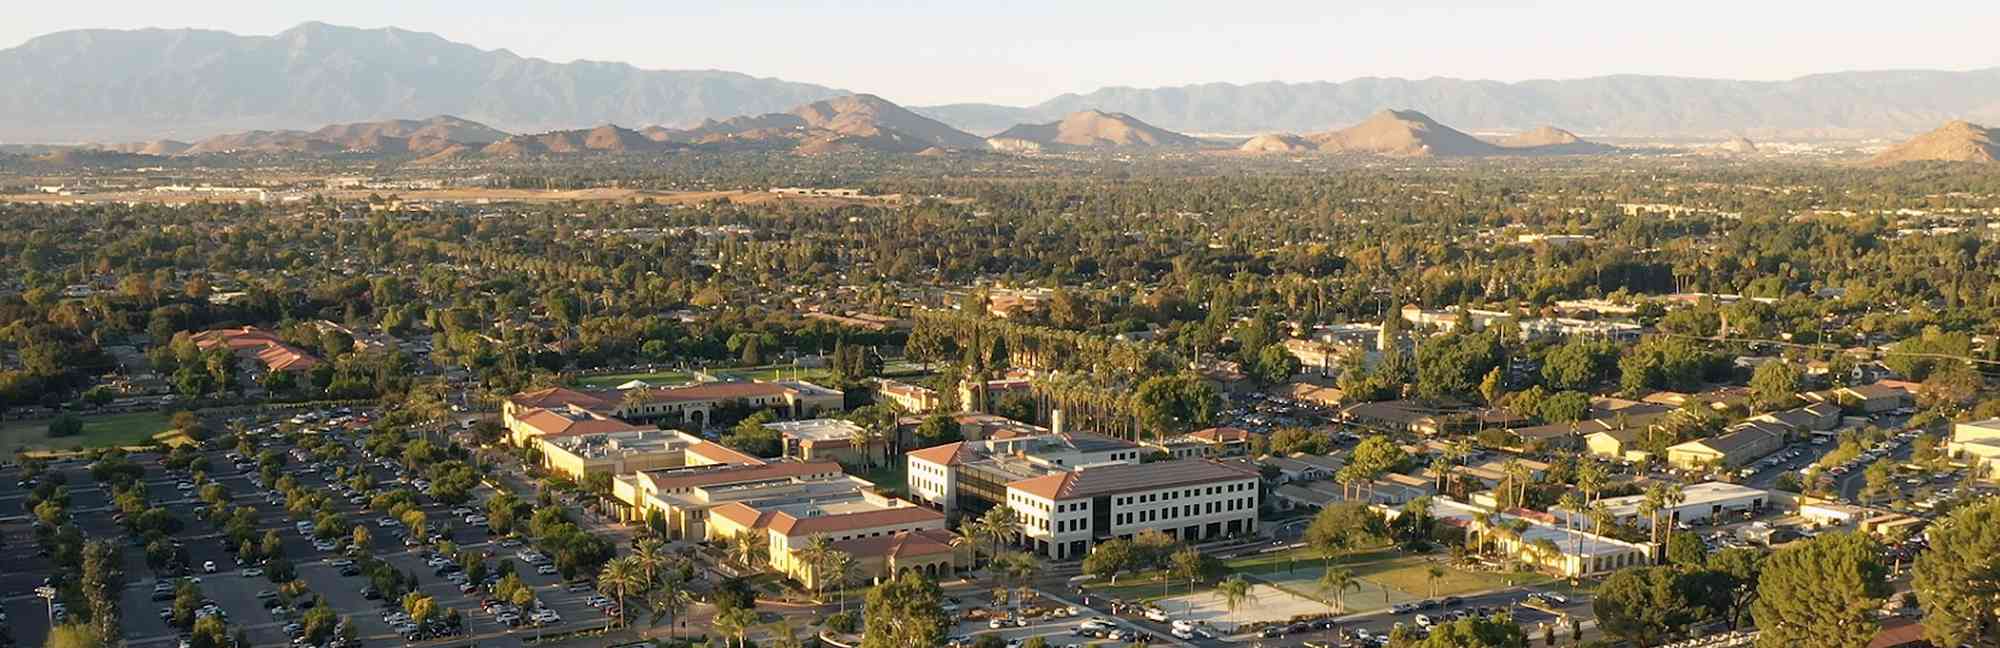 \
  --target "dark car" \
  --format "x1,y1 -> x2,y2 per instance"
1441,596 -> 1463,607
